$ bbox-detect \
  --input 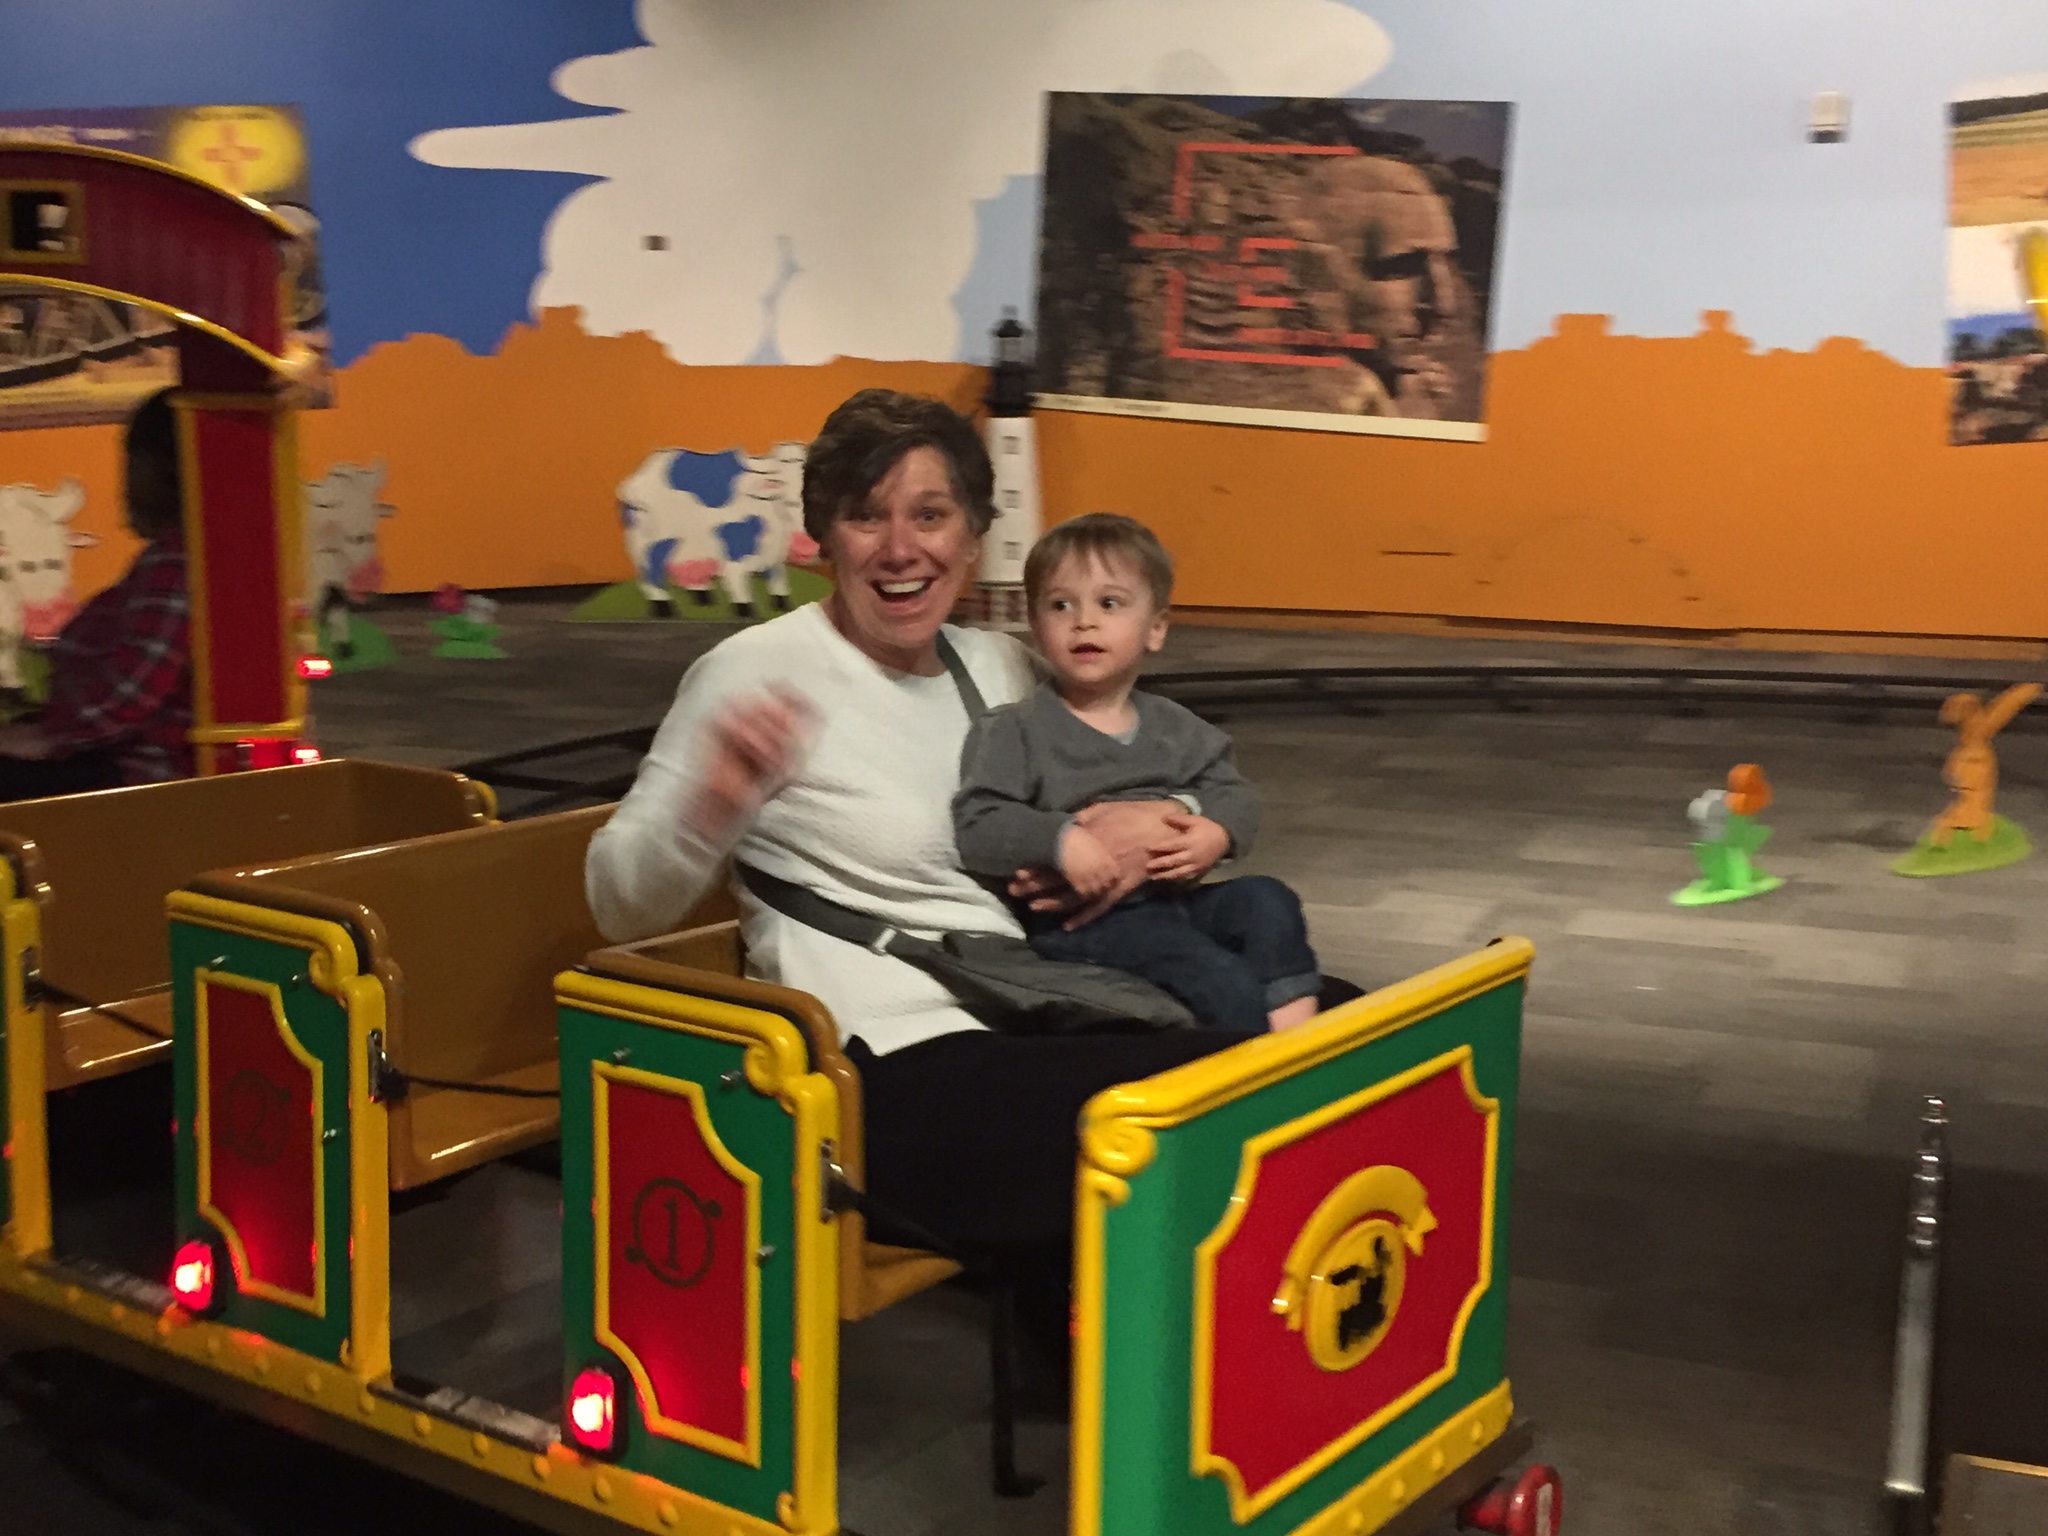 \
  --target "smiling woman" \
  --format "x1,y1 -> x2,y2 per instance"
585,387 -> 1250,1268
